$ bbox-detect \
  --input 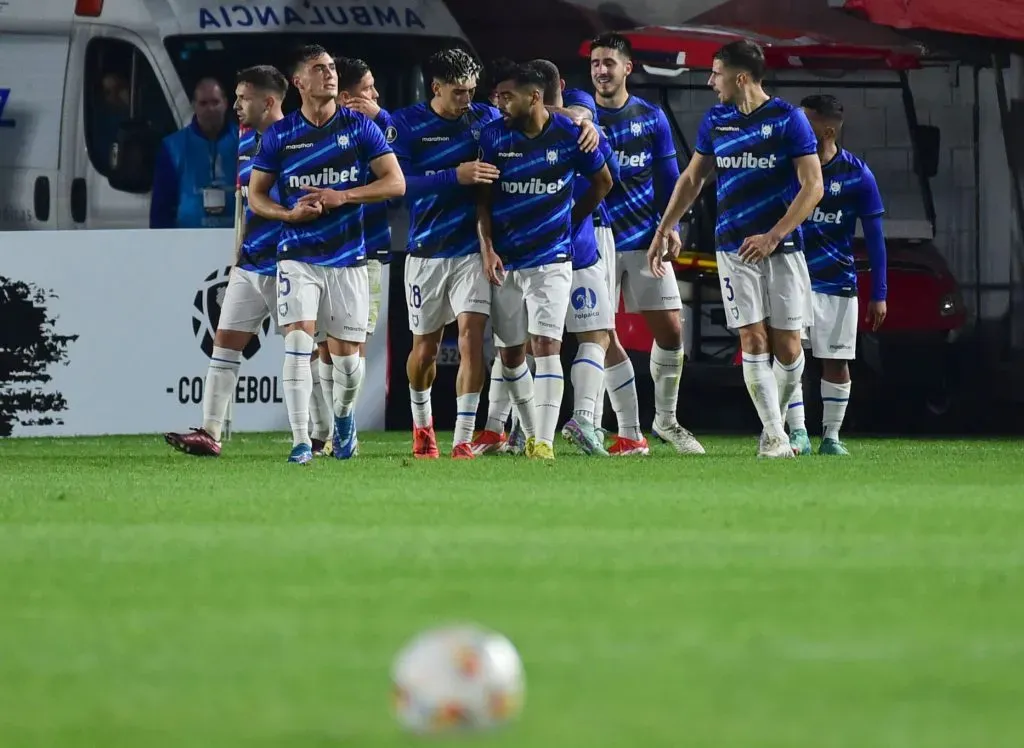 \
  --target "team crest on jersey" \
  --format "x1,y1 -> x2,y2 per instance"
546,149 -> 558,164
760,123 -> 773,139
337,134 -> 350,148
829,180 -> 842,196
384,126 -> 397,144
630,121 -> 642,136
471,128 -> 481,141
